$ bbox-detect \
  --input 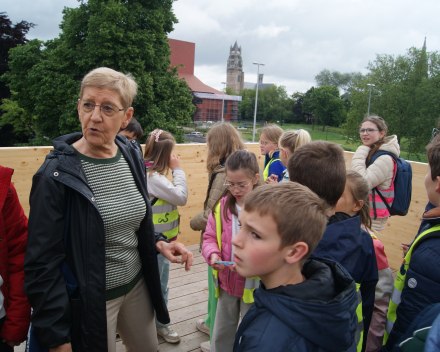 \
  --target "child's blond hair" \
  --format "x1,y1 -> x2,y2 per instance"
260,124 -> 284,158
144,129 -> 175,176
244,183 -> 330,263
279,129 -> 312,154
